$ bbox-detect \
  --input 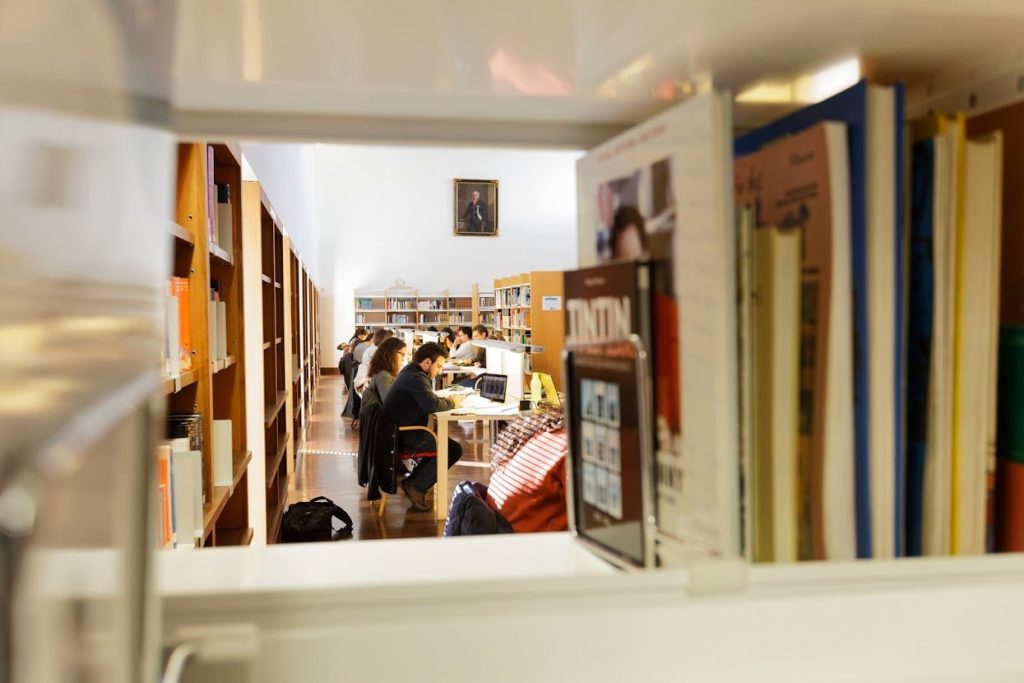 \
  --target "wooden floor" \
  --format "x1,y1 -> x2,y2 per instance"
289,374 -> 492,540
